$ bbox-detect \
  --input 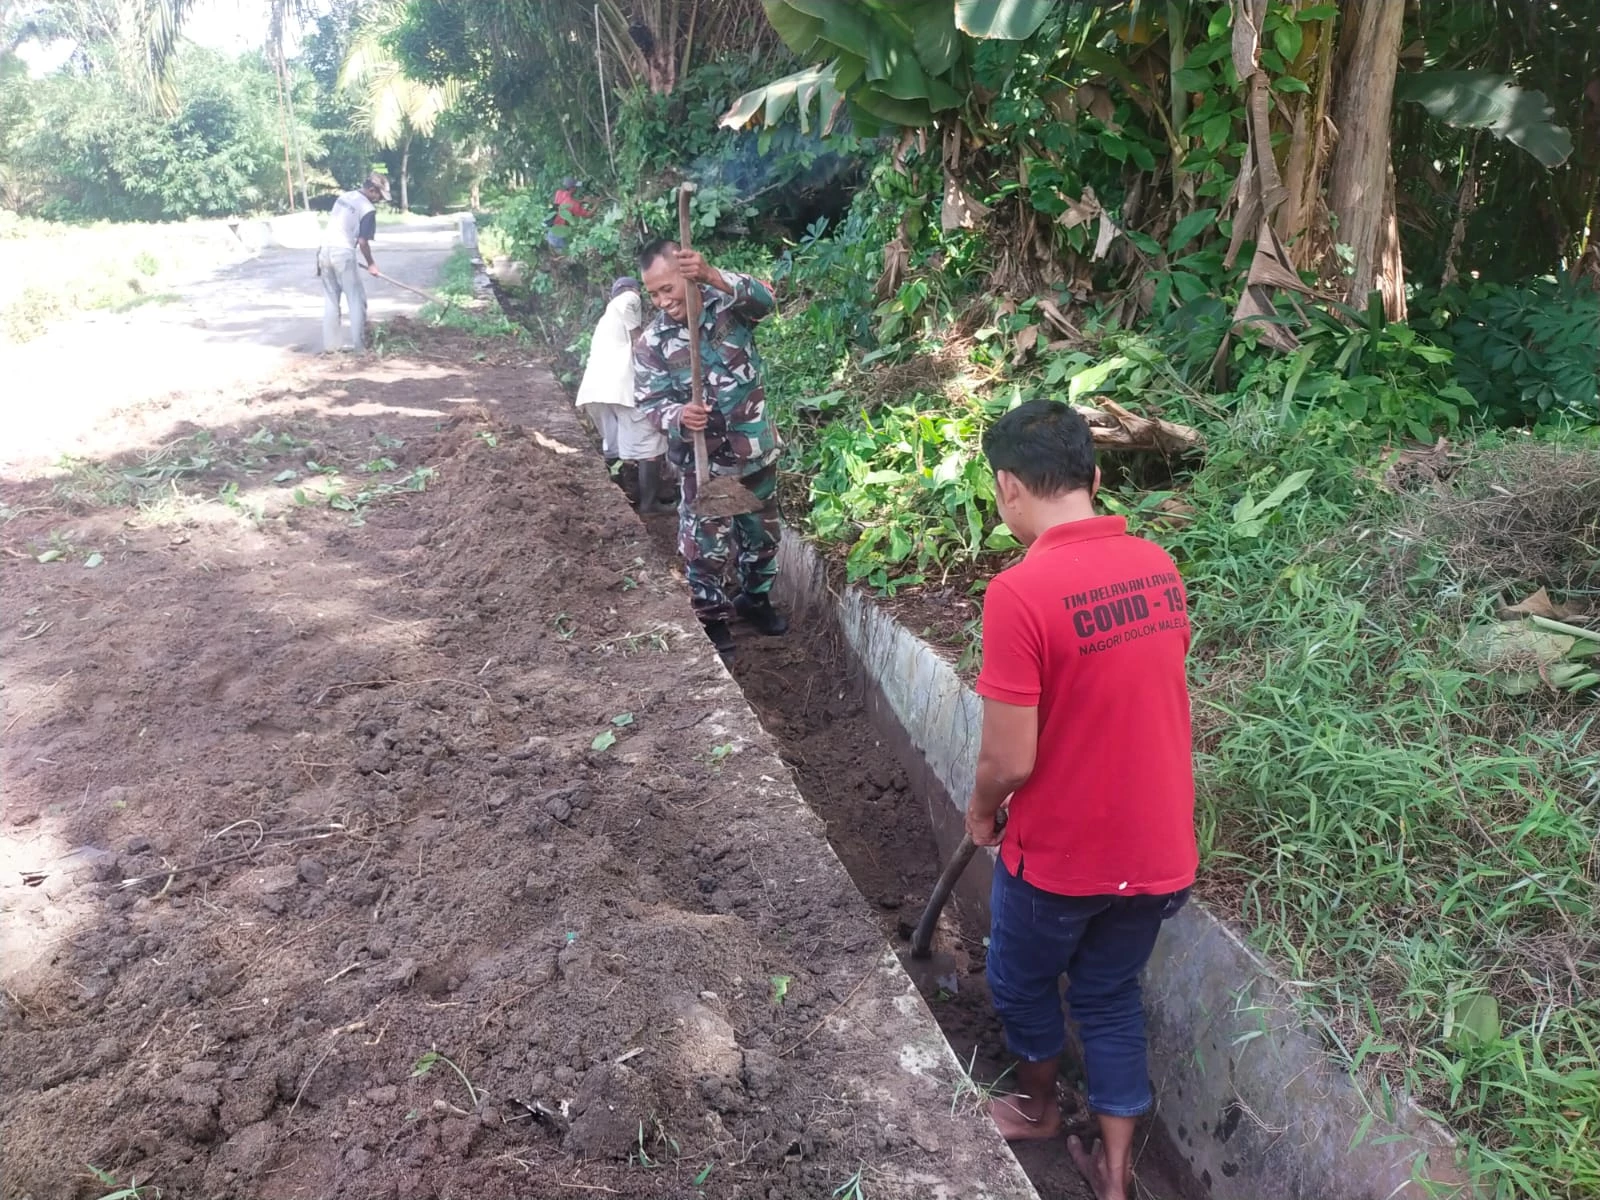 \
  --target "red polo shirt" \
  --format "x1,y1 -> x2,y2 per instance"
976,515 -> 1197,897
